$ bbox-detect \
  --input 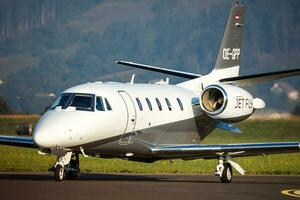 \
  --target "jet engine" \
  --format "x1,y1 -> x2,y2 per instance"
200,84 -> 265,122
